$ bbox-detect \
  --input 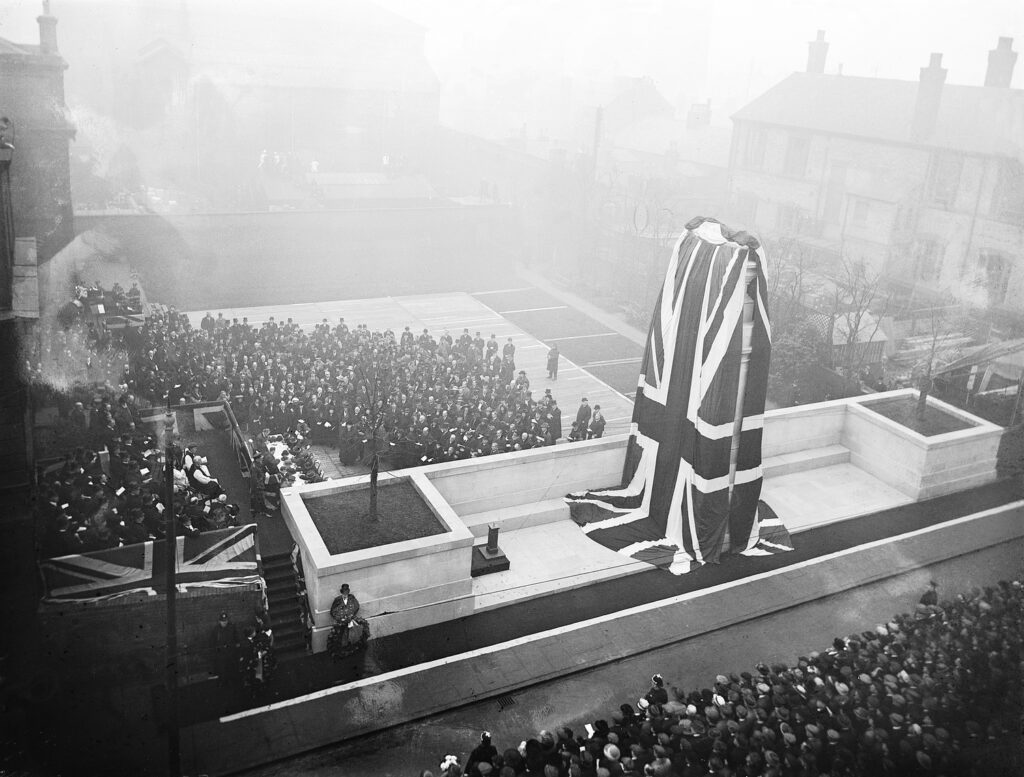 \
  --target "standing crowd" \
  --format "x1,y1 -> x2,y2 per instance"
421,580 -> 1023,777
